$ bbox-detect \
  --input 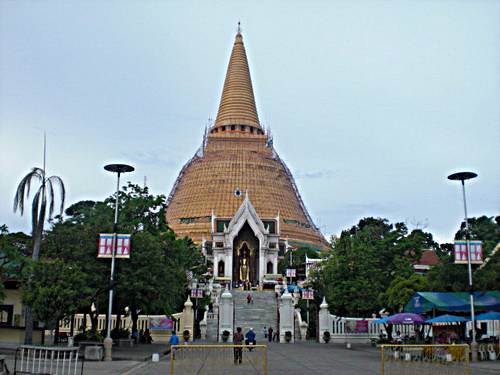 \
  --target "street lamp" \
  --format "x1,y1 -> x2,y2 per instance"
103,163 -> 134,361
447,171 -> 477,359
